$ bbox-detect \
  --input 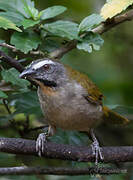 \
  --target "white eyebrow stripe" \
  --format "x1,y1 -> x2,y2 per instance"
32,60 -> 55,70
